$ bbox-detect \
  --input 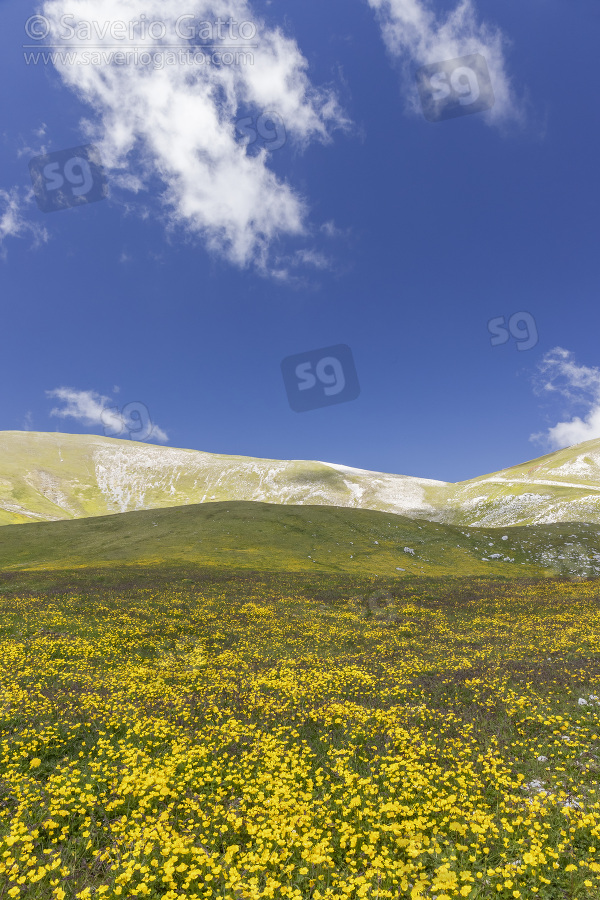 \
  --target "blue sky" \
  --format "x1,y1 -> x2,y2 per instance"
1,0 -> 599,483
